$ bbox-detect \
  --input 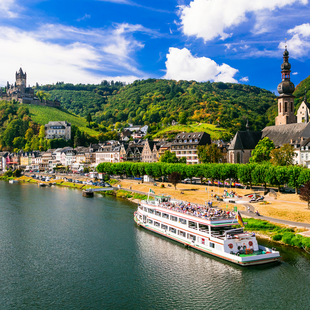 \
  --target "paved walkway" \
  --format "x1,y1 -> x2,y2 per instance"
240,210 -> 310,229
